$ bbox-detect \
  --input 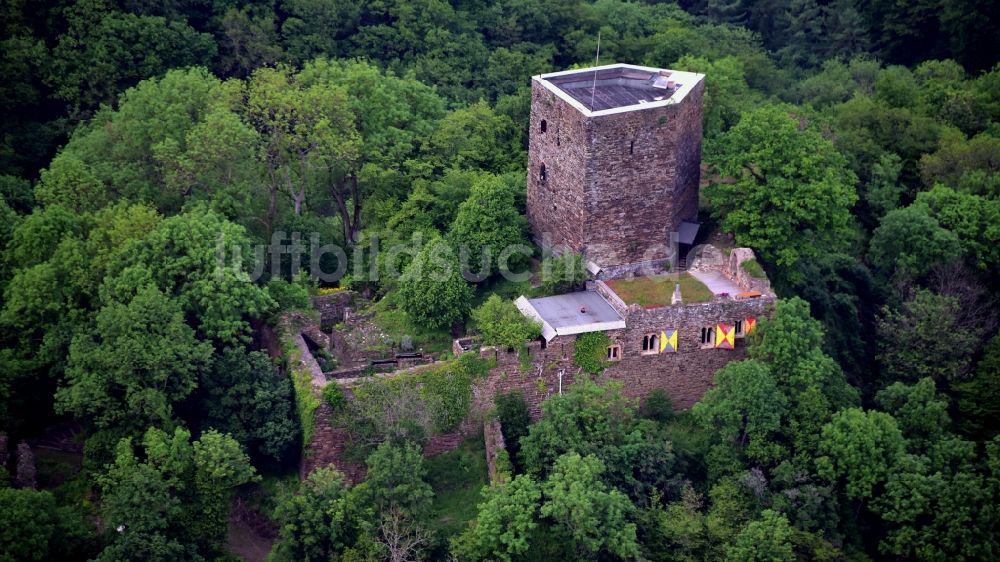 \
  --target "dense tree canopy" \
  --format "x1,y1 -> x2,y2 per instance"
1,0 -> 999,559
